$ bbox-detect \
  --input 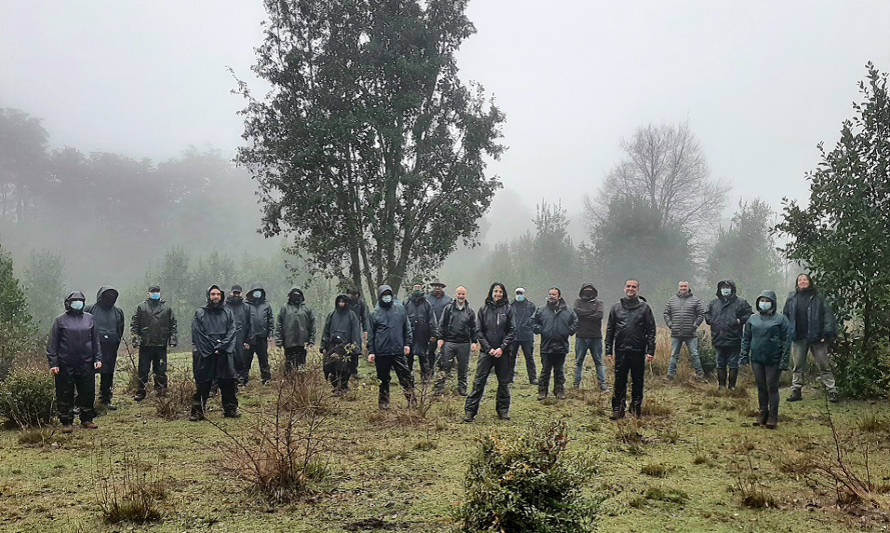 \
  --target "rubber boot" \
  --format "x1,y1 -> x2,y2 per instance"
787,388 -> 802,402
717,368 -> 727,388
728,369 -> 738,390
